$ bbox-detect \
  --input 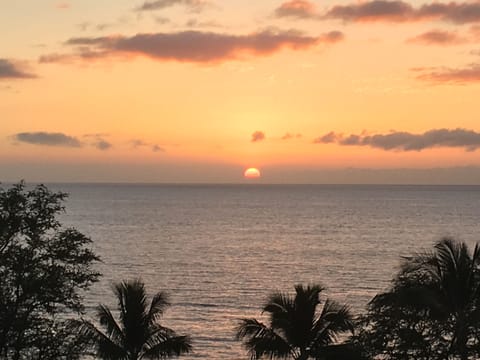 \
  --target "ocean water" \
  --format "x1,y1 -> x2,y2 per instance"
51,183 -> 480,359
